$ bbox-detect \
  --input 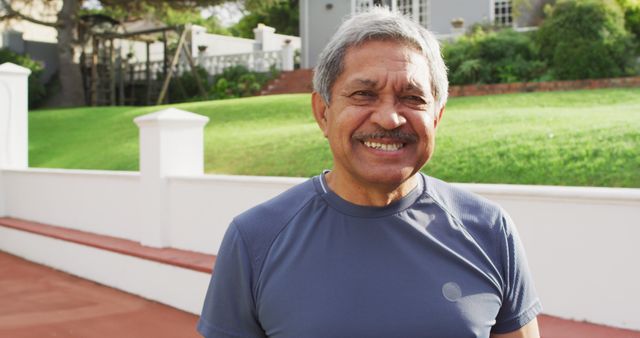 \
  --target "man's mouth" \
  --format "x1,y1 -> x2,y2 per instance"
363,141 -> 404,152
354,130 -> 417,152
